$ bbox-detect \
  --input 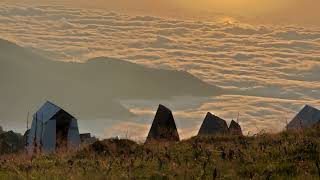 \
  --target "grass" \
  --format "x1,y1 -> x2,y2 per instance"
0,127 -> 319,179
